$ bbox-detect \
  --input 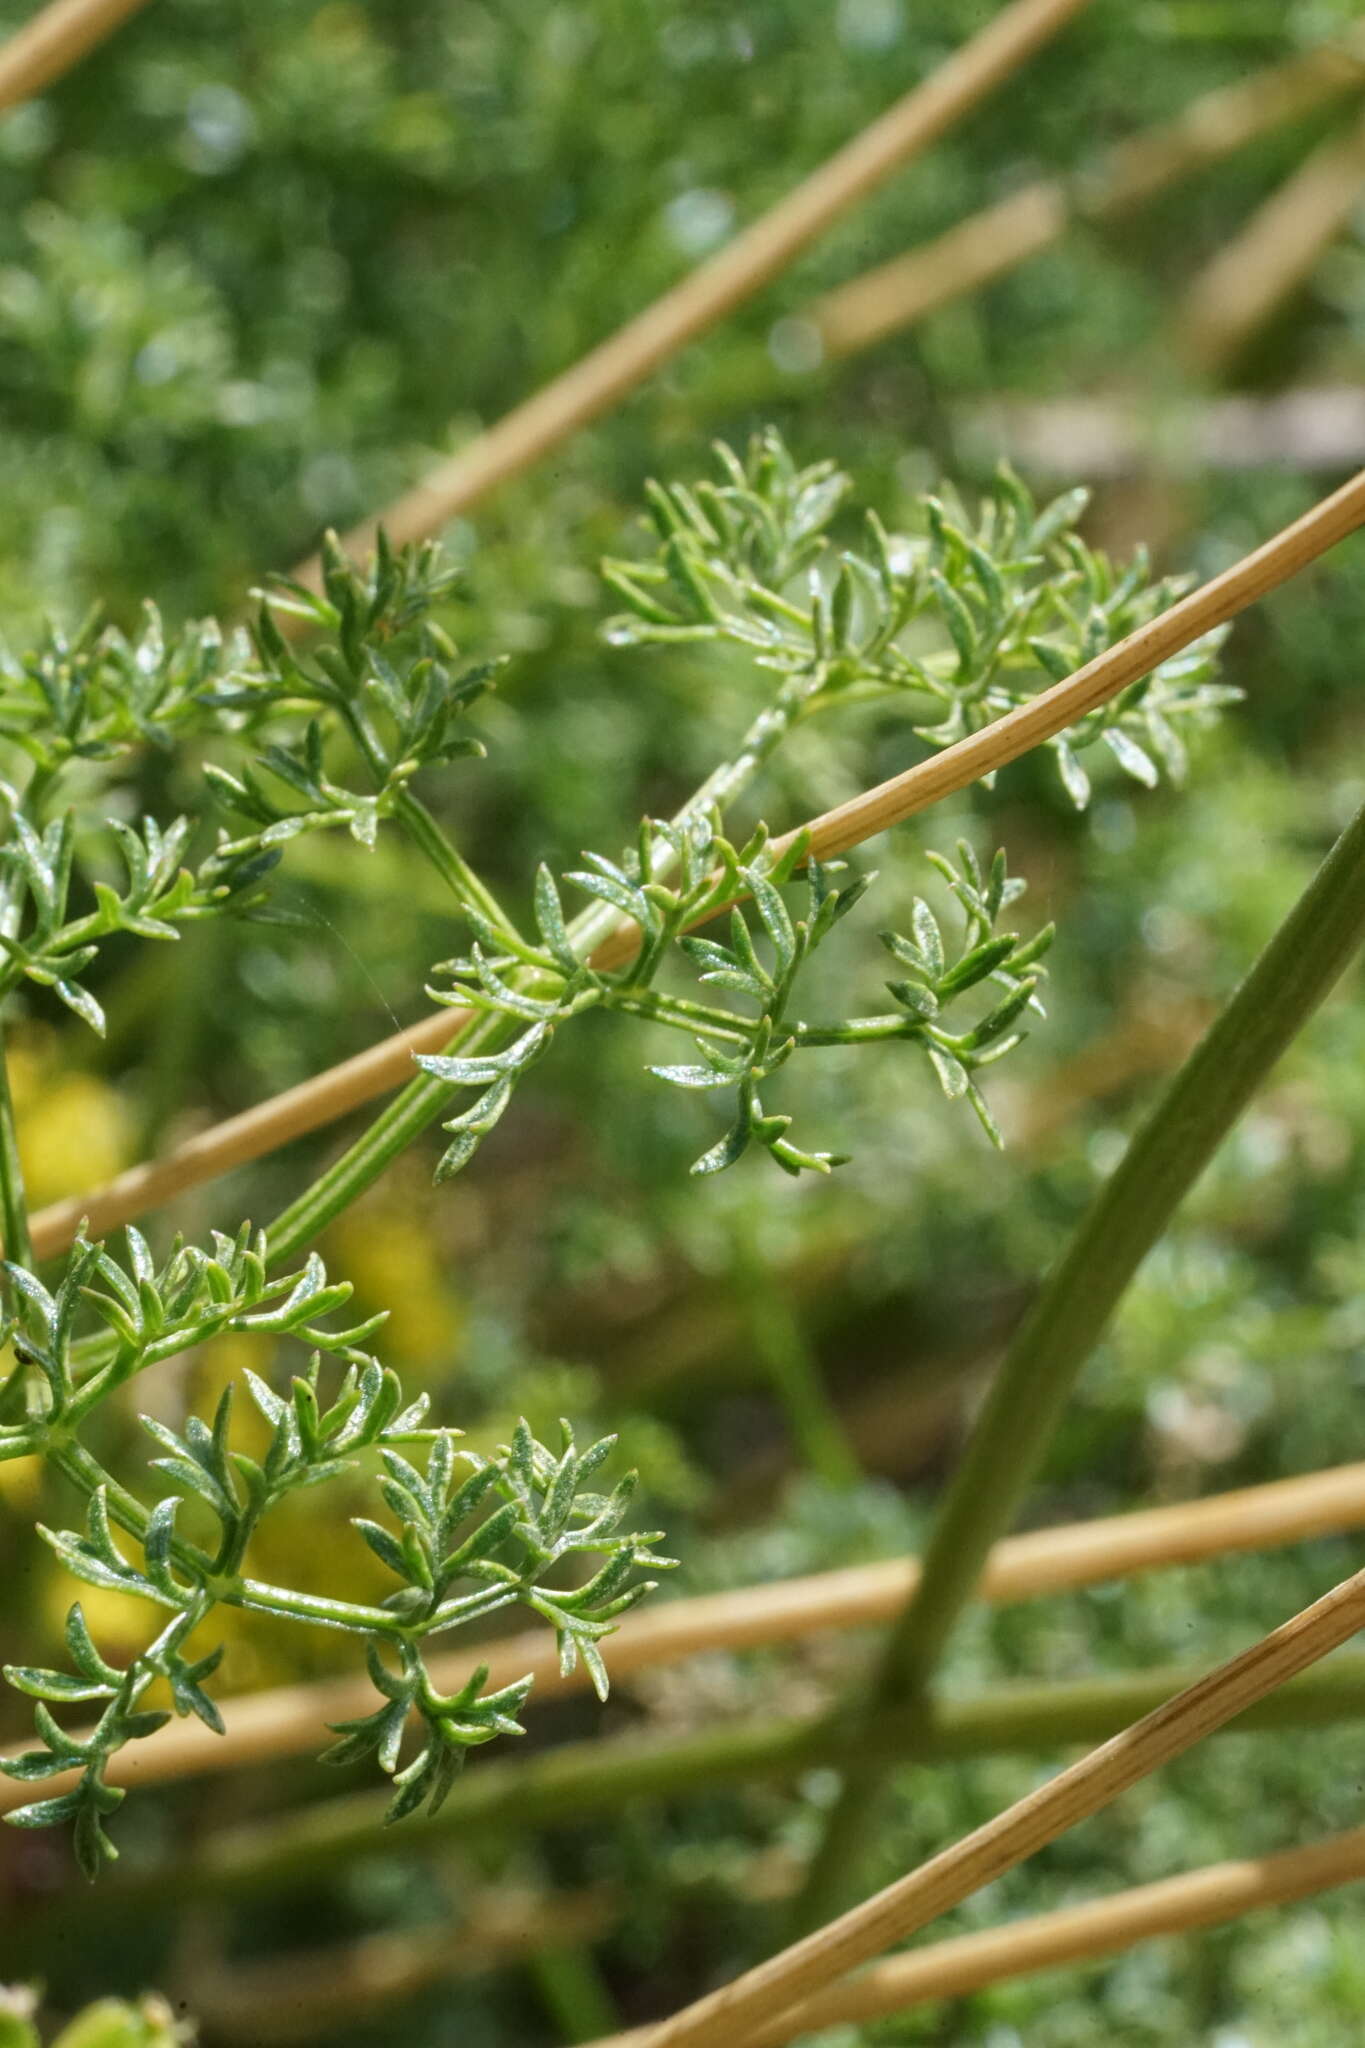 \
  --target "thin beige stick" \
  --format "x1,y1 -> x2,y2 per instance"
619,1564 -> 1365,2046
27,1009 -> 458,1259
181,1821 -> 1365,2040
813,184 -> 1067,358
194,1883 -> 618,2042
0,0 -> 152,113
1182,105 -> 1365,373
6,1459 -> 1365,1815
26,463 -> 1365,1259
755,463 -> 1365,870
810,30 -> 1365,358
598,1824 -> 1365,2046
289,0 -> 1094,583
